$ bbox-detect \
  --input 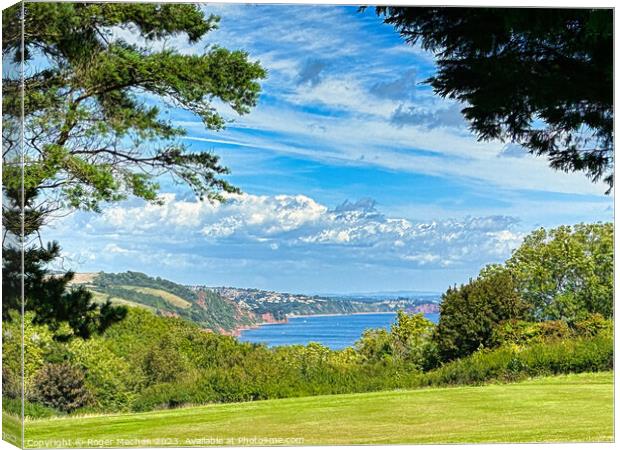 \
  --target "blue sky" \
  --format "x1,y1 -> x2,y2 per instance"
47,4 -> 613,294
